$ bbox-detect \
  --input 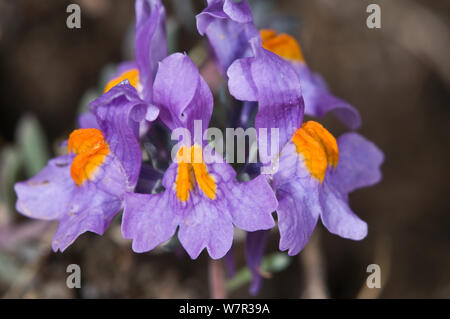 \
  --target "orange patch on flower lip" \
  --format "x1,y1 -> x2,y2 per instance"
104,68 -> 140,93
291,121 -> 339,182
175,147 -> 195,202
260,29 -> 305,63
68,128 -> 110,186
175,145 -> 216,202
